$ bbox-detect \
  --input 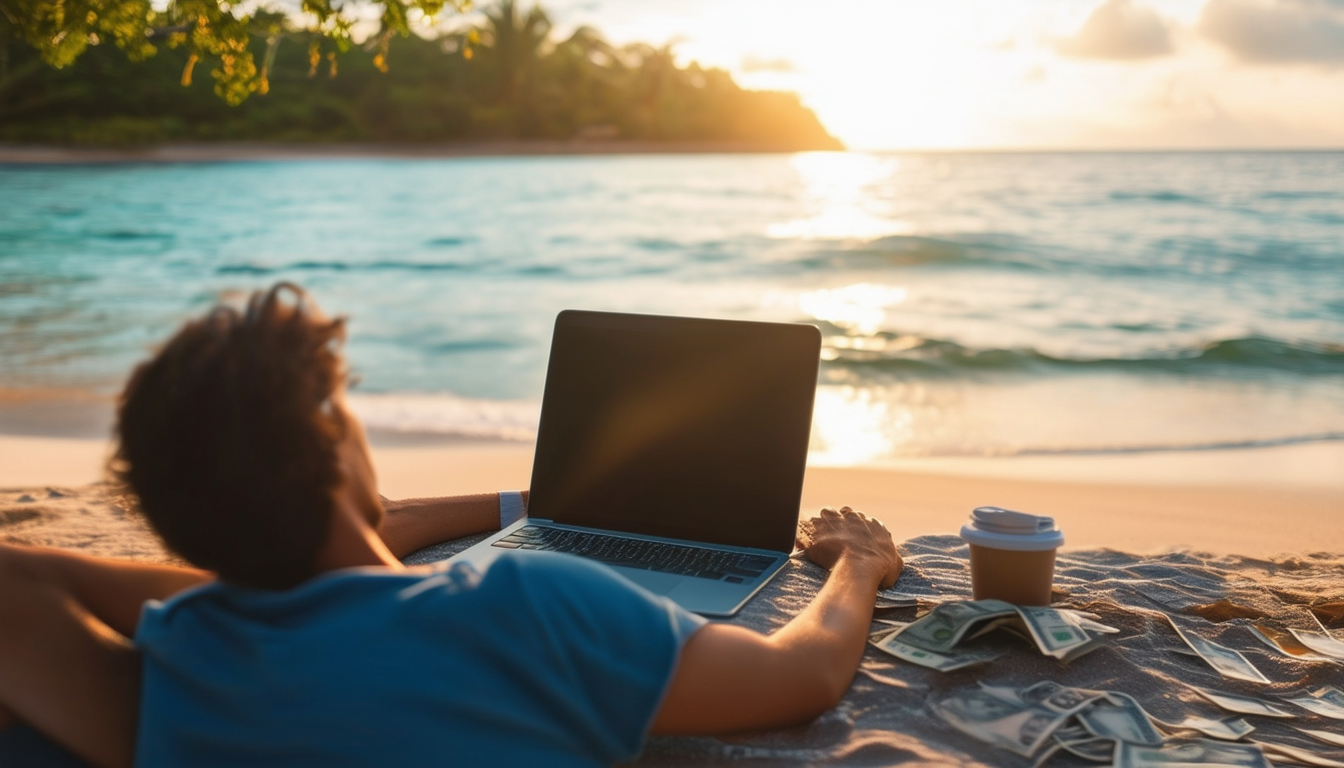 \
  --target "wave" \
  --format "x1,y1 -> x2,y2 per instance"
217,260 -> 474,276
863,431 -> 1344,460
1108,190 -> 1205,204
822,334 -> 1344,376
91,229 -> 175,240
346,392 -> 538,442
994,432 -> 1344,458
